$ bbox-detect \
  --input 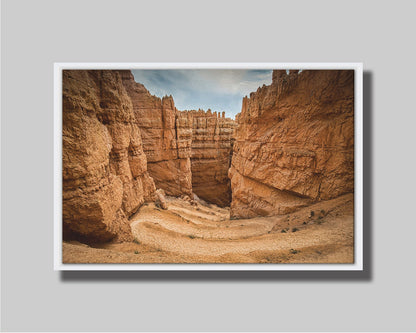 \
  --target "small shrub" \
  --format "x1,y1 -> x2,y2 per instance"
134,250 -> 139,254
292,227 -> 299,232
133,239 -> 140,245
188,235 -> 196,239
281,229 -> 287,233
290,249 -> 298,254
